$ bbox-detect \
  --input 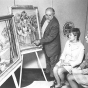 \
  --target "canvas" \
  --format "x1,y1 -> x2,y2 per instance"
11,5 -> 41,51
0,15 -> 21,81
